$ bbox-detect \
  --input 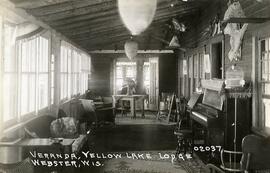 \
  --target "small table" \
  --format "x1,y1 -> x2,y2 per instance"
0,138 -> 75,152
112,95 -> 146,118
